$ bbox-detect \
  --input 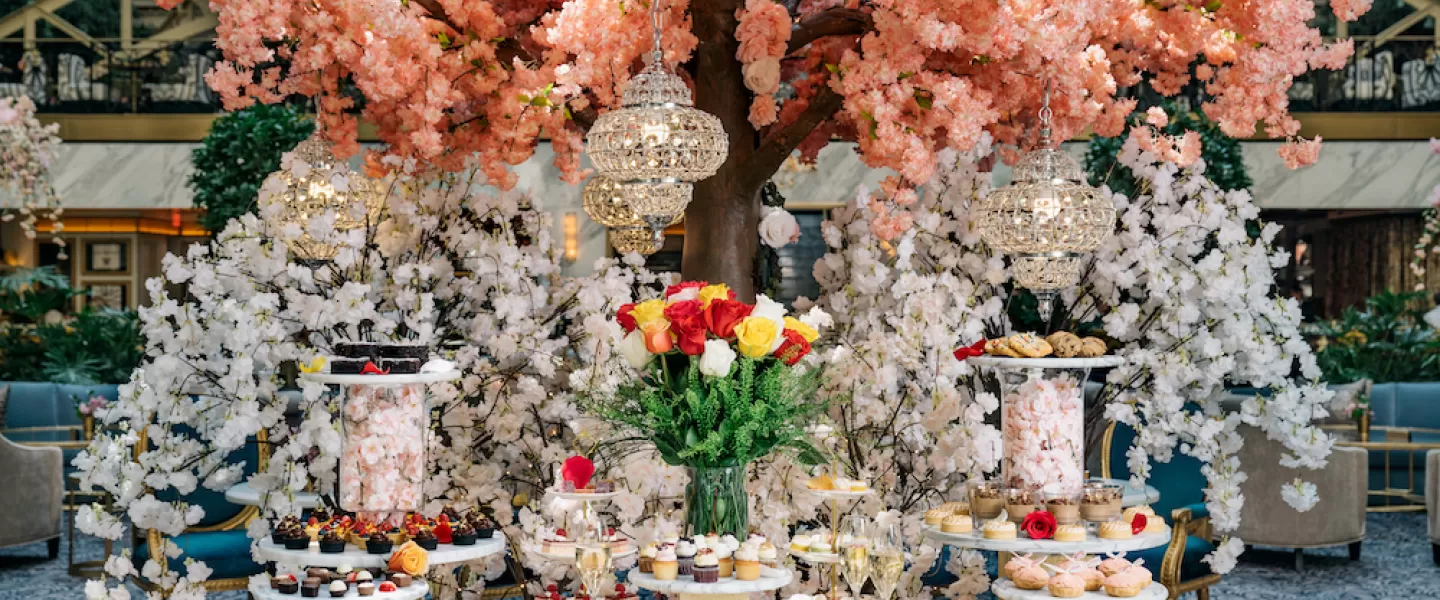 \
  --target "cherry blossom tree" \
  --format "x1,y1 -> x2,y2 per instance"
183,0 -> 1366,298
